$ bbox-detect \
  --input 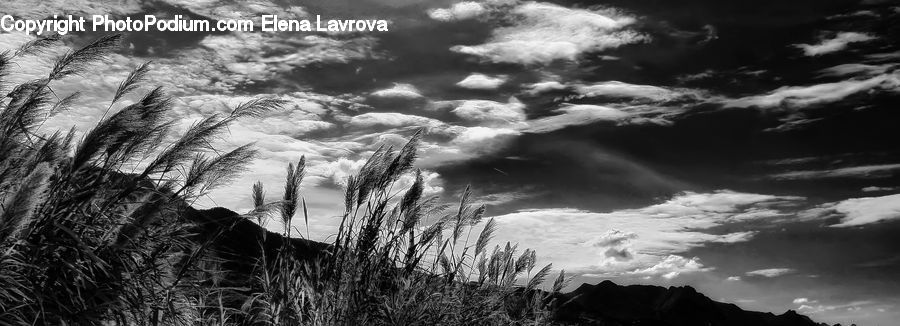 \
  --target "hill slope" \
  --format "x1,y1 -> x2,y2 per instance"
194,207 -> 822,326
554,280 -> 821,326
